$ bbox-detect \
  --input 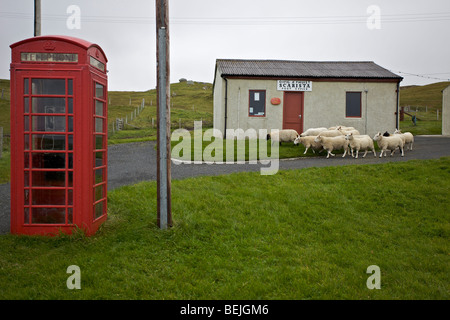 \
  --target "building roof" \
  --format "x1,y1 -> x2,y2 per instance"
216,59 -> 402,80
